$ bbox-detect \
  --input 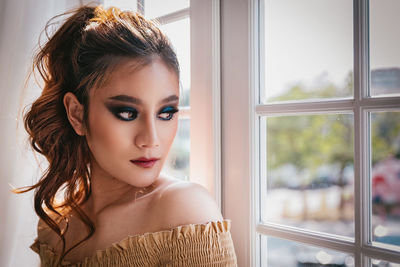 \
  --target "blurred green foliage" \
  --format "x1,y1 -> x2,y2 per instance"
266,71 -> 400,183
371,112 -> 400,165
